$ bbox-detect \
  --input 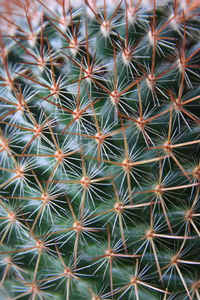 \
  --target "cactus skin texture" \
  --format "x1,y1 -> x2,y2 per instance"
0,0 -> 200,299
